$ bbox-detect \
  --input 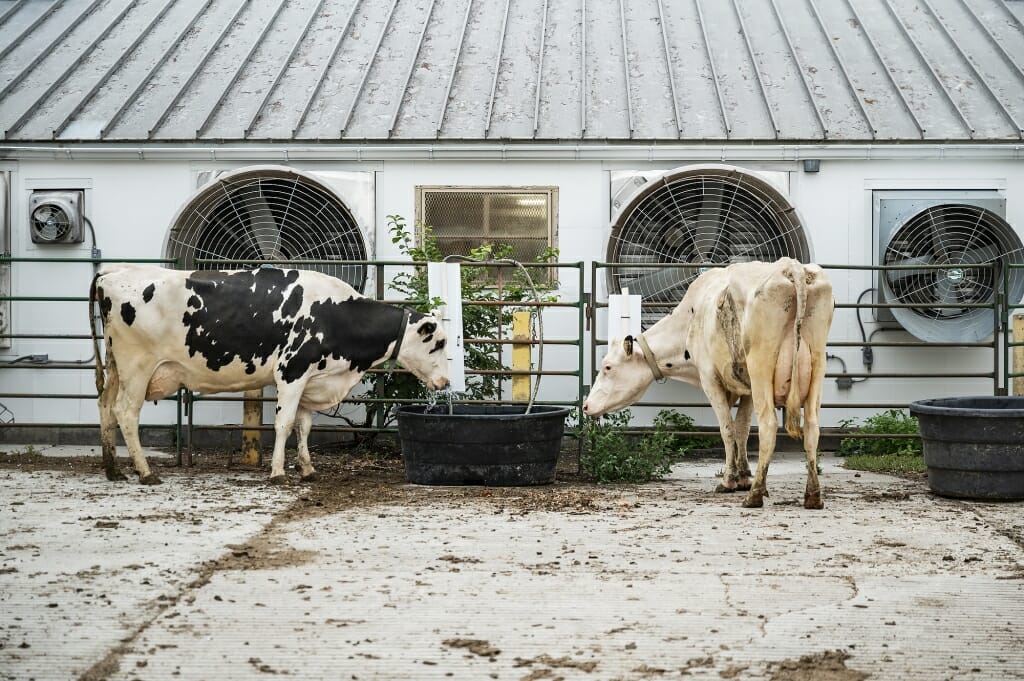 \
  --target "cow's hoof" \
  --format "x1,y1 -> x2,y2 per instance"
714,483 -> 738,494
268,475 -> 288,485
741,494 -> 764,508
139,474 -> 162,486
300,472 -> 318,483
105,469 -> 128,482
804,494 -> 824,510
737,477 -> 752,491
